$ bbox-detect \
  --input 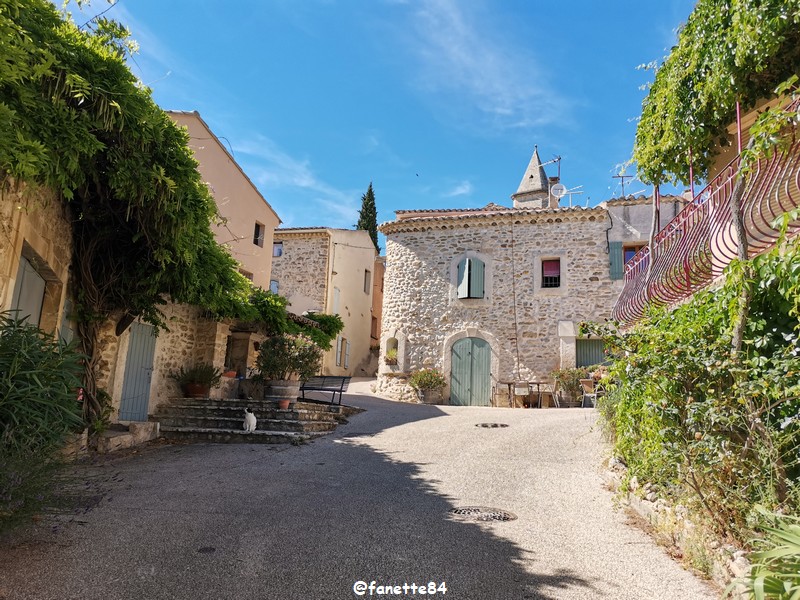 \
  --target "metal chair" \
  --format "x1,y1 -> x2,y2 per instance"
580,378 -> 597,408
